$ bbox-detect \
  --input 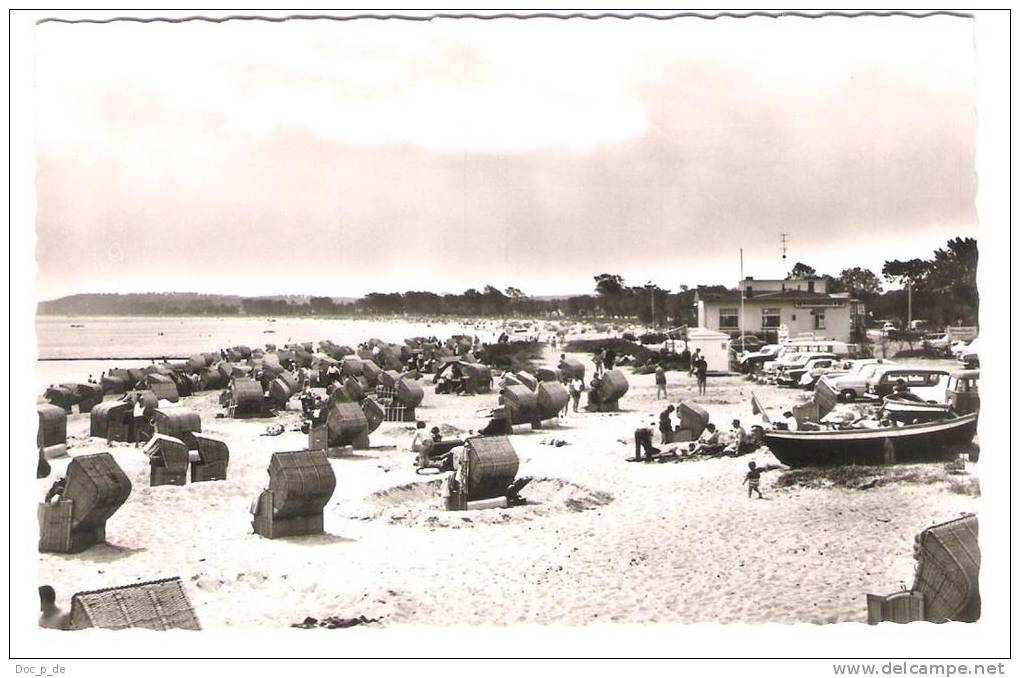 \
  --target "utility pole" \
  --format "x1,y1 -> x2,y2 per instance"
645,281 -> 656,328
907,281 -> 912,329
739,248 -> 745,351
